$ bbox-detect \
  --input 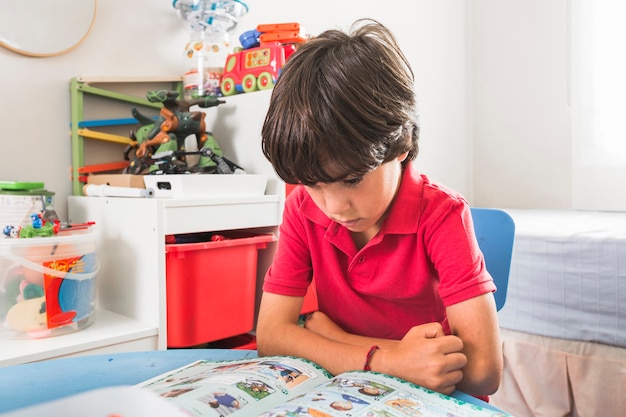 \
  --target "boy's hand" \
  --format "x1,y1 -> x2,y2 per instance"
373,323 -> 467,395
304,313 -> 466,394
